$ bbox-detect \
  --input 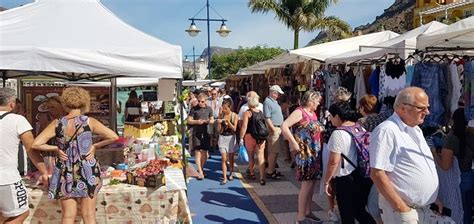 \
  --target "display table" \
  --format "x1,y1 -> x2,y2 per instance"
25,184 -> 191,223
